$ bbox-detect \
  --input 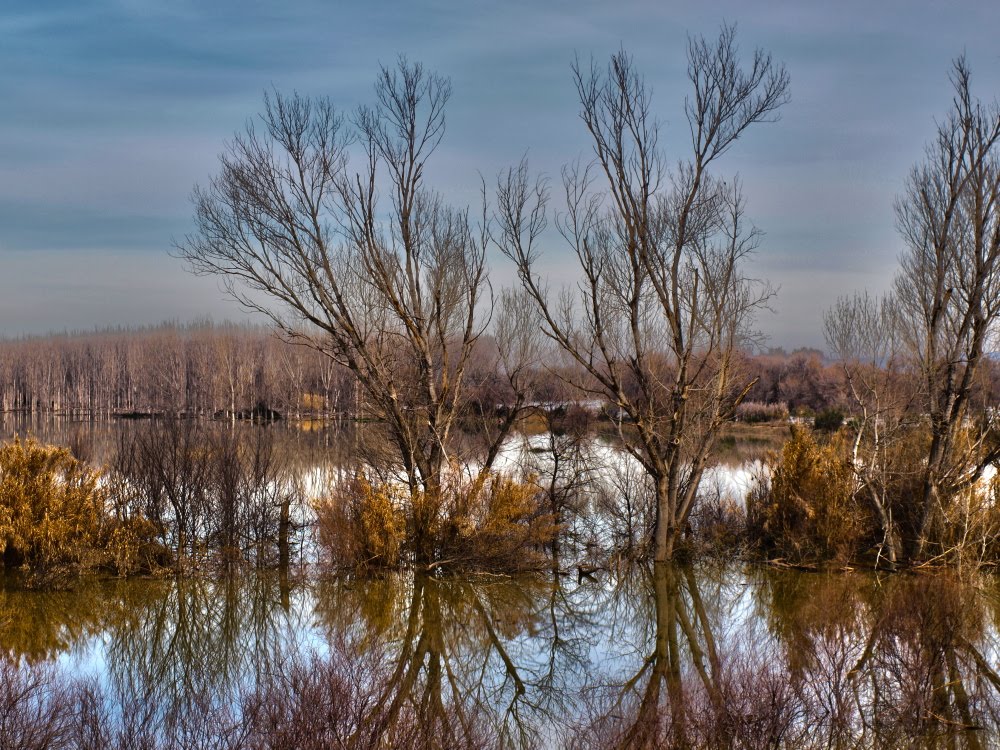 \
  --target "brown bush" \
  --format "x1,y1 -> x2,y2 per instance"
438,473 -> 558,571
314,472 -> 556,572
735,400 -> 790,424
313,474 -> 407,570
747,429 -> 873,562
0,437 -> 157,585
